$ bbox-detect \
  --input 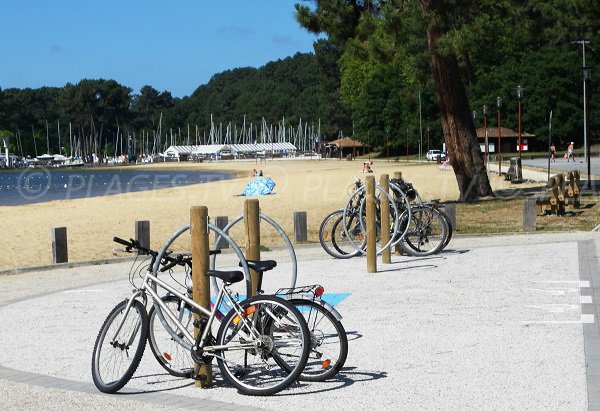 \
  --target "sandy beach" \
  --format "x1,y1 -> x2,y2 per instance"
0,158 -> 538,271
